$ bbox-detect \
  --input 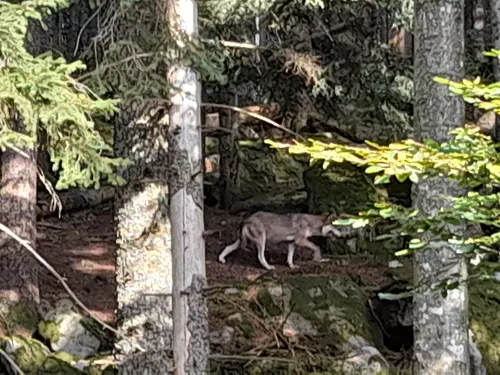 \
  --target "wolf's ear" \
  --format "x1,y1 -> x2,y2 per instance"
324,213 -> 336,224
